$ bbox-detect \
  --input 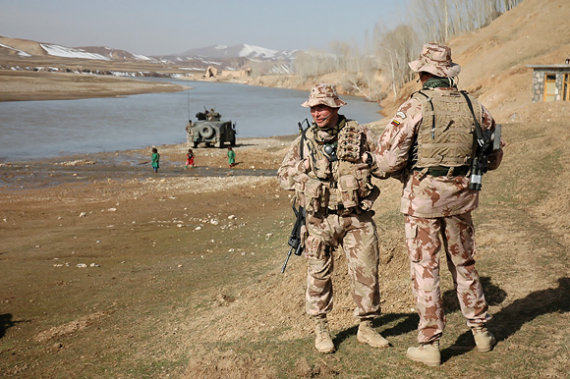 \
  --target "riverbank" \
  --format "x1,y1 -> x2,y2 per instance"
0,70 -> 188,102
